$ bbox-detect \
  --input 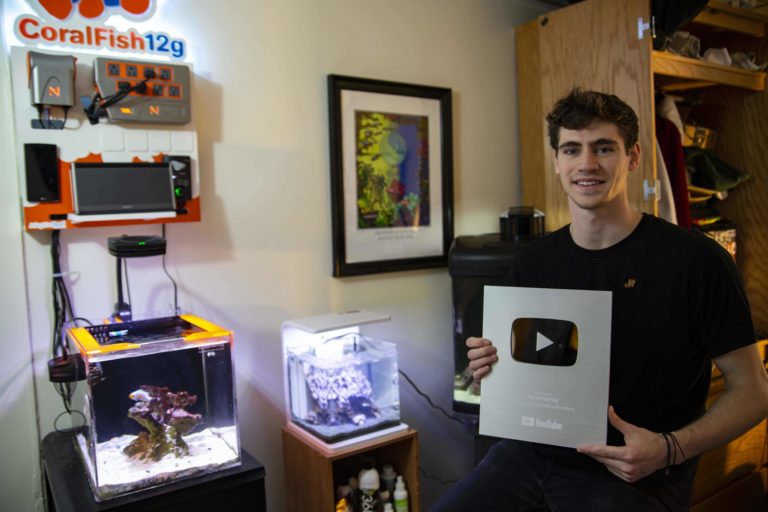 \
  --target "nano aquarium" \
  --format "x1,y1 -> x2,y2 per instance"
448,209 -> 545,415
282,311 -> 401,443
67,314 -> 240,501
